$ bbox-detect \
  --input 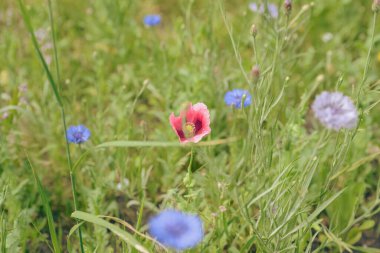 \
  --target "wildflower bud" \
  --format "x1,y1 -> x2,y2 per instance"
251,65 -> 260,80
284,0 -> 292,15
373,0 -> 380,12
250,24 -> 257,37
